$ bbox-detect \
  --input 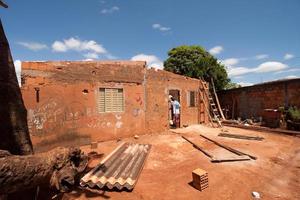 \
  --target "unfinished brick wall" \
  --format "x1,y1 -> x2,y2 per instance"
145,69 -> 208,133
21,61 -> 146,152
218,79 -> 300,120
21,61 -> 209,151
